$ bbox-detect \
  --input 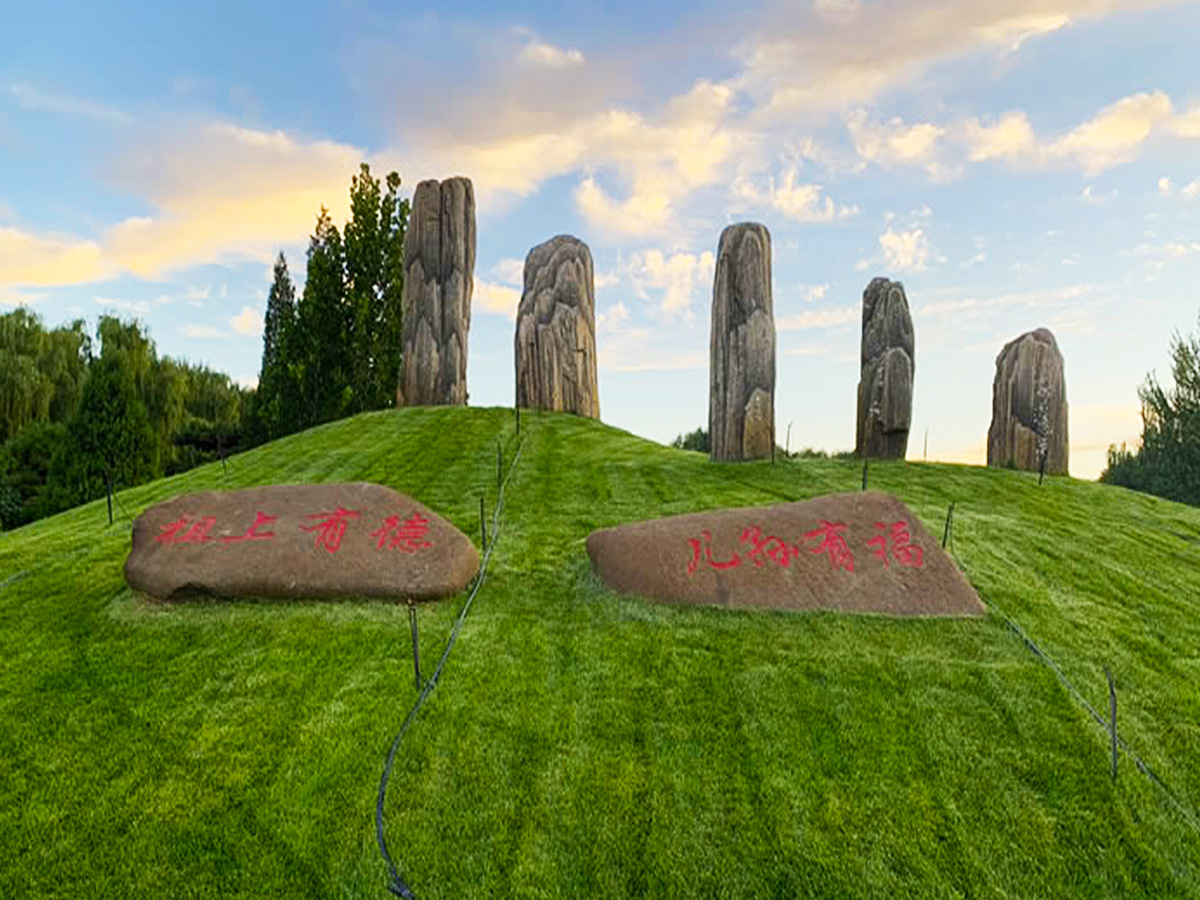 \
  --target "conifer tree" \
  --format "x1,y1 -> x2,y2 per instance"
296,207 -> 348,427
256,252 -> 298,439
